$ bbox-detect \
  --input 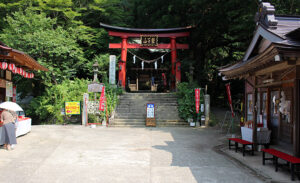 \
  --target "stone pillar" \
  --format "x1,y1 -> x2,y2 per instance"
82,93 -> 89,126
176,61 -> 181,86
204,94 -> 210,126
